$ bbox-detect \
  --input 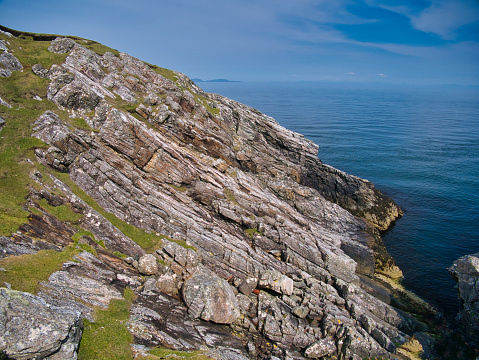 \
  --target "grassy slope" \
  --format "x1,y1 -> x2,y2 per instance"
0,29 -> 206,360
